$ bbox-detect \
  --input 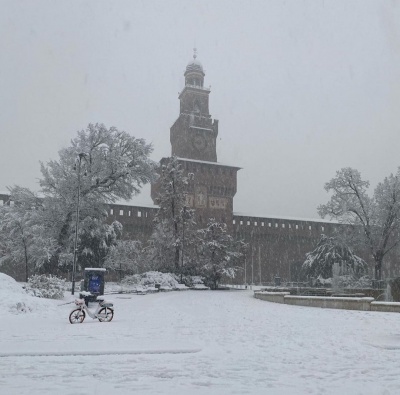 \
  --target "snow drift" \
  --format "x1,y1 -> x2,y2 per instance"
0,273 -> 52,314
